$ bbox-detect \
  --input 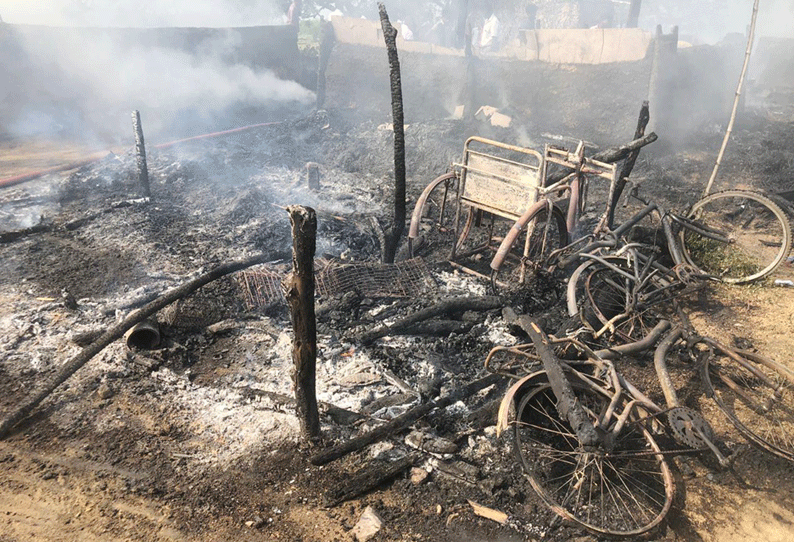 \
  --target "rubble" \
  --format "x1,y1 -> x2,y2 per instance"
351,506 -> 383,542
